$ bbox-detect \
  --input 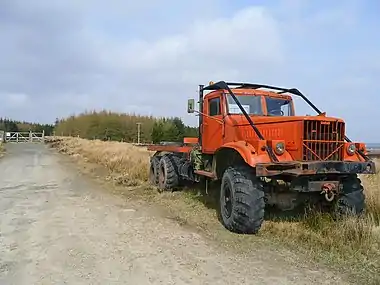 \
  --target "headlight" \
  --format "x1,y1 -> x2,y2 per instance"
347,143 -> 356,155
275,142 -> 285,155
